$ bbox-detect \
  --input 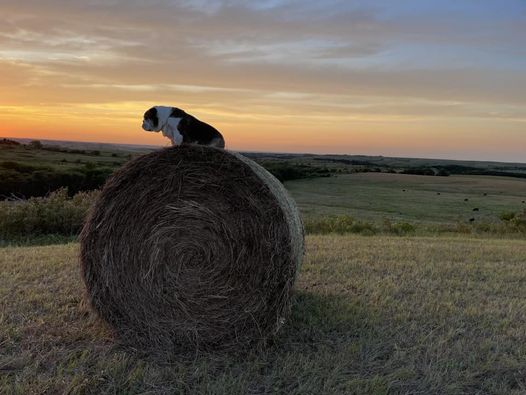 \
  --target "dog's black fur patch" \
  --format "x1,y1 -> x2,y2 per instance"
143,107 -> 159,129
